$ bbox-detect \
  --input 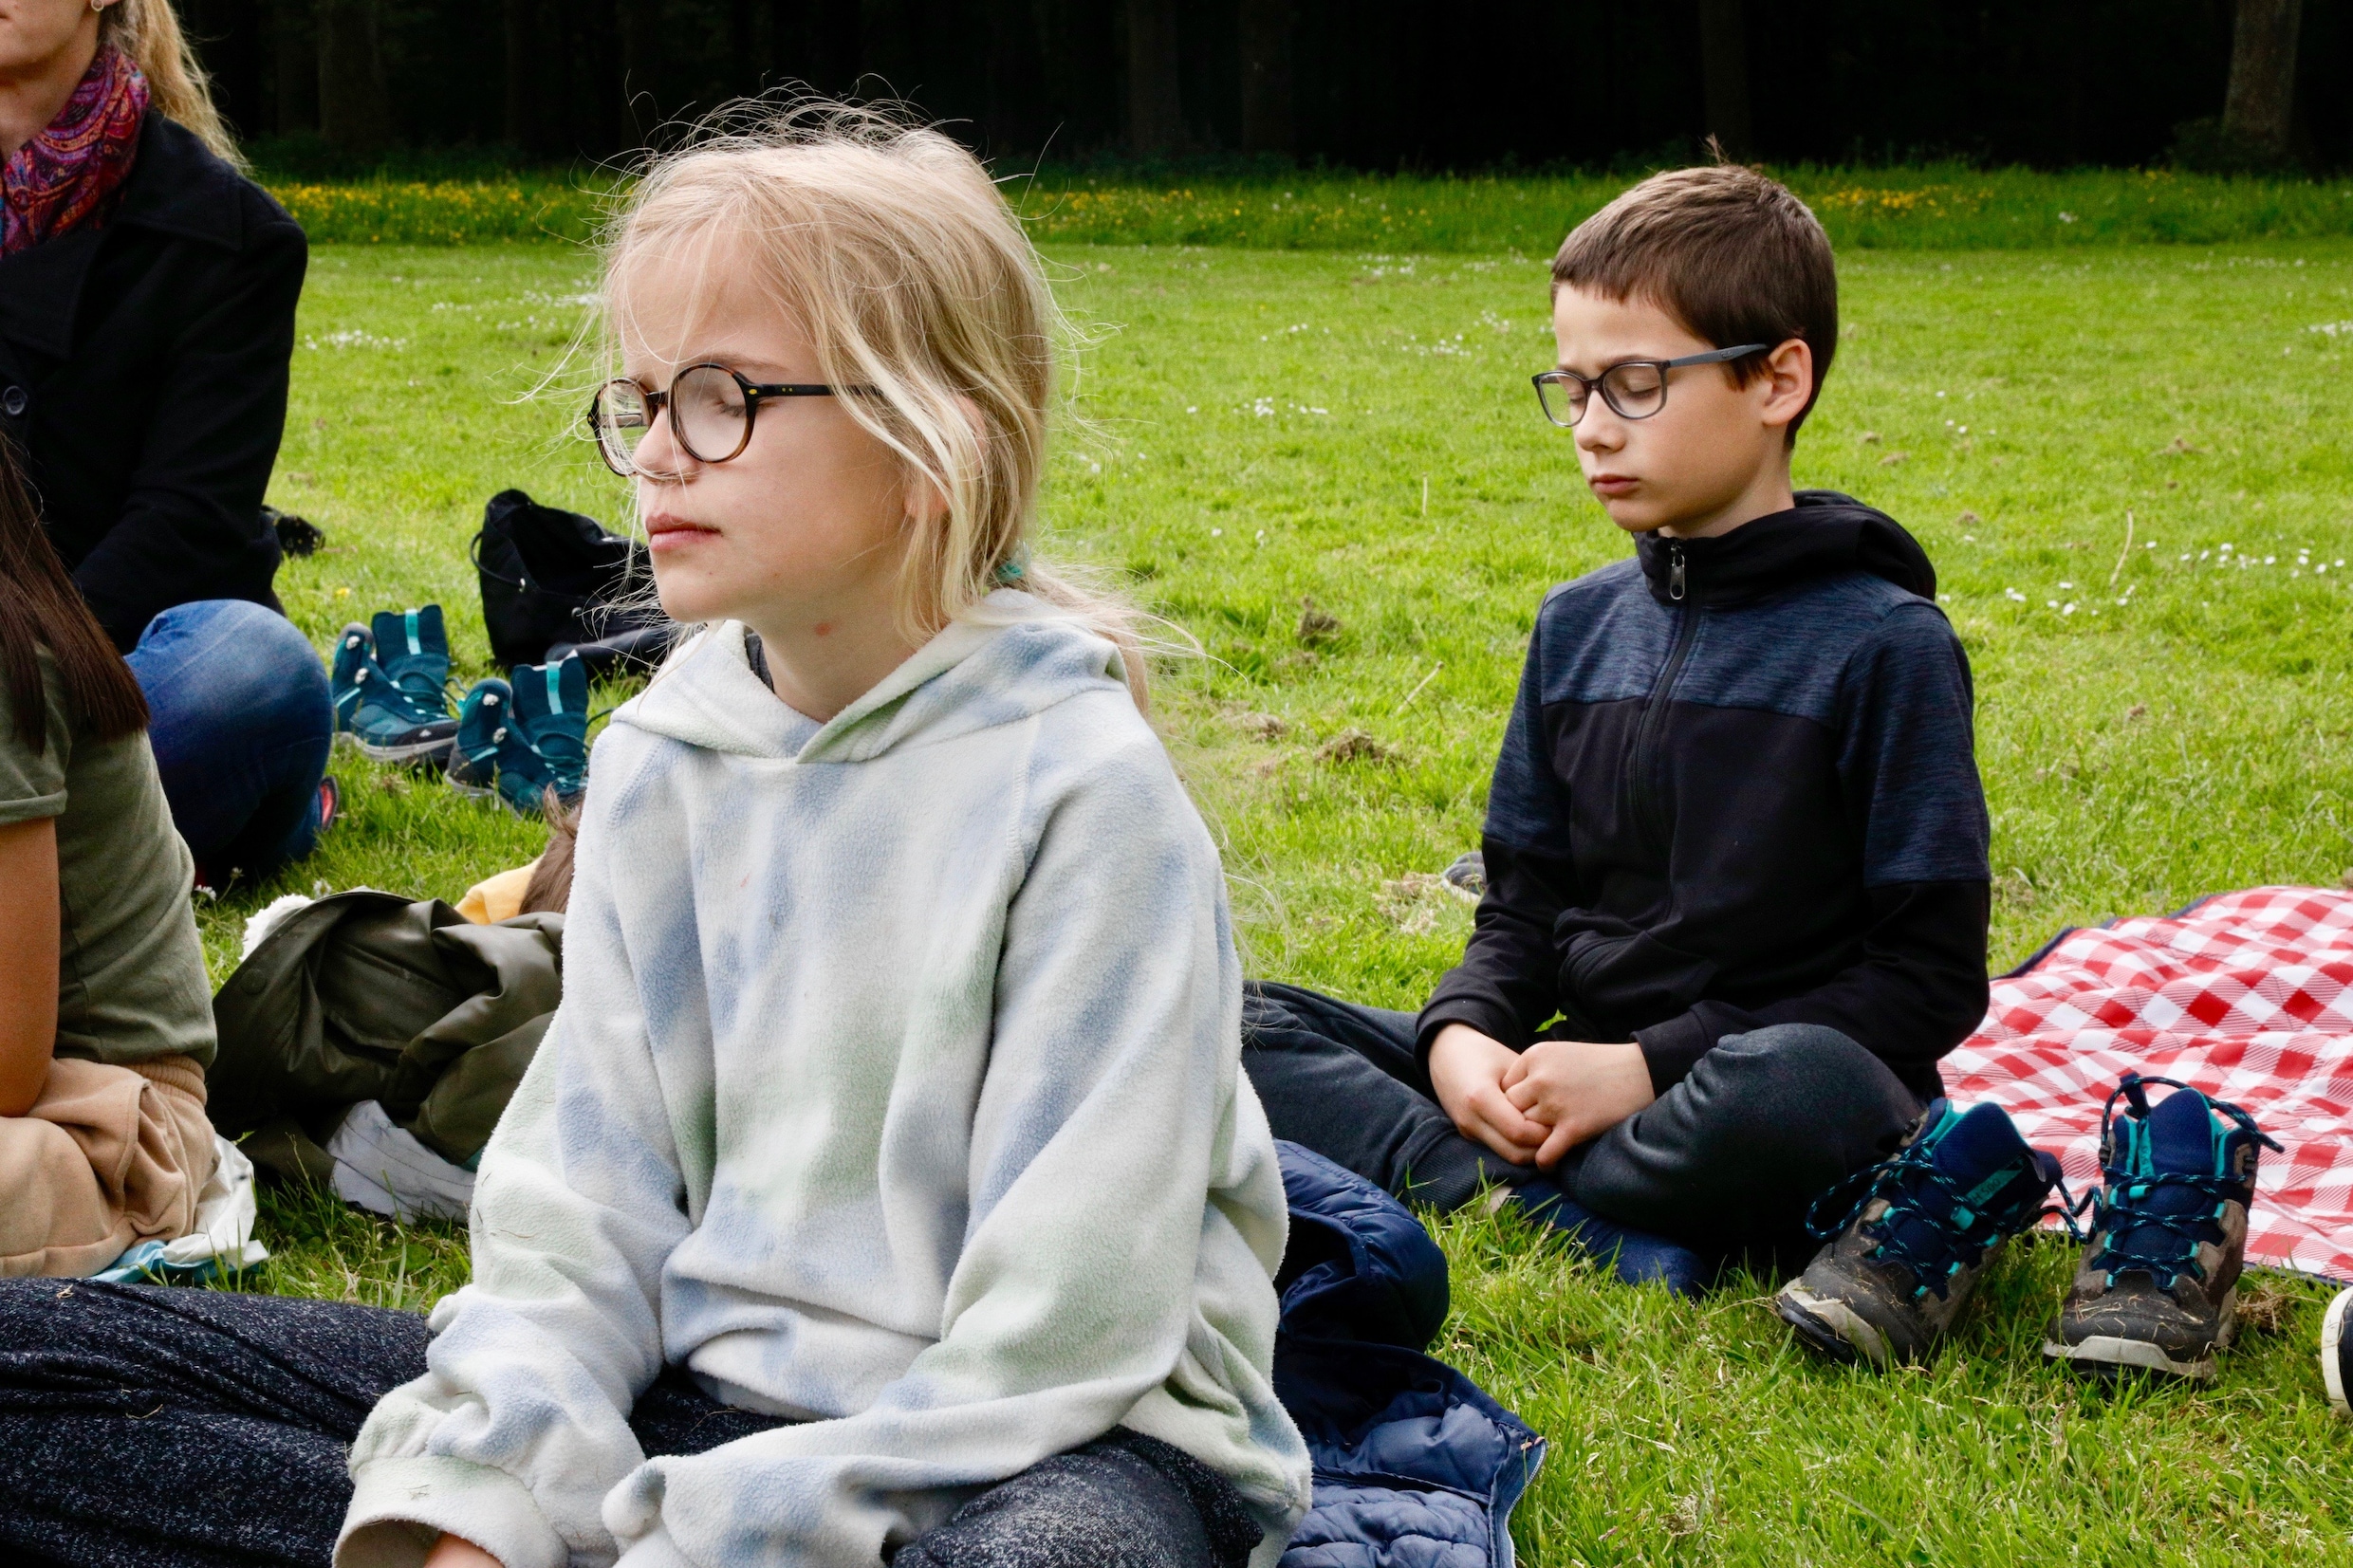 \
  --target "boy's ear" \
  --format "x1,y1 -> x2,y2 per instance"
1757,339 -> 1815,433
